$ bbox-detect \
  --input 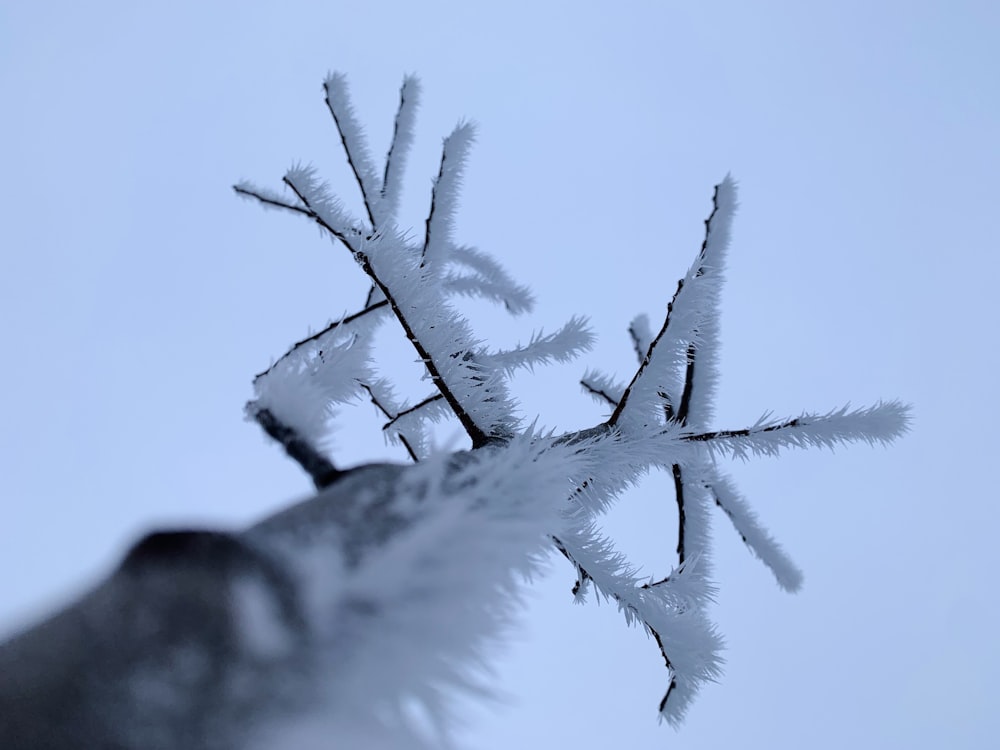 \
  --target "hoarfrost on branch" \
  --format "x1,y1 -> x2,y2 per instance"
0,74 -> 910,749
